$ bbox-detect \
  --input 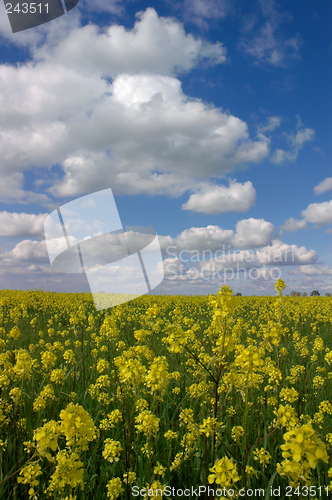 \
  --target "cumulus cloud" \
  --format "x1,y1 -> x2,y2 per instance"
45,74 -> 268,198
0,212 -> 48,237
280,217 -> 307,232
160,225 -> 234,253
0,174 -> 52,206
255,240 -> 317,265
0,239 -> 48,265
181,181 -> 256,214
160,218 -> 274,253
36,8 -> 227,77
281,199 -> 332,232
271,118 -> 315,164
232,218 -> 274,248
0,9 -> 268,203
297,265 -> 332,276
301,200 -> 332,227
314,177 -> 332,195
162,237 -> 317,284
